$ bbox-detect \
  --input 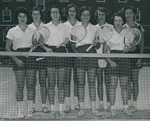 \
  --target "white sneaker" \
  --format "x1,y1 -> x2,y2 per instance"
92,110 -> 102,117
59,111 -> 66,118
64,105 -> 71,113
78,109 -> 85,117
42,106 -> 49,113
18,111 -> 24,119
97,104 -> 104,112
75,105 -> 80,111
107,105 -> 111,112
130,106 -> 137,113
27,111 -> 33,118
123,108 -> 132,116
110,109 -> 116,117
